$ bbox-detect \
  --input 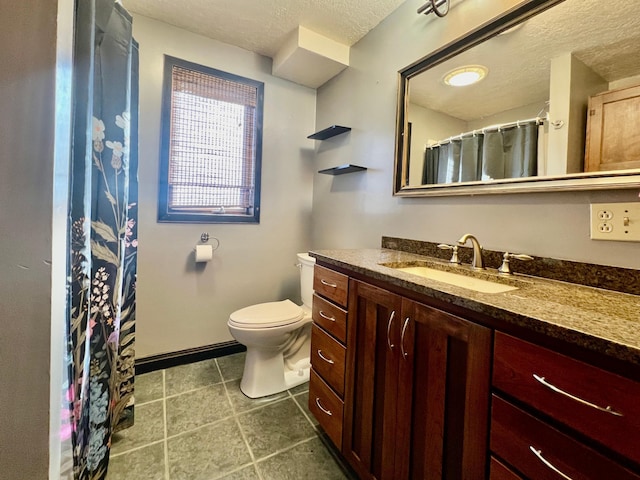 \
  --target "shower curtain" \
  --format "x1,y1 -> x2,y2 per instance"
66,0 -> 138,478
481,121 -> 538,180
422,120 -> 538,184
